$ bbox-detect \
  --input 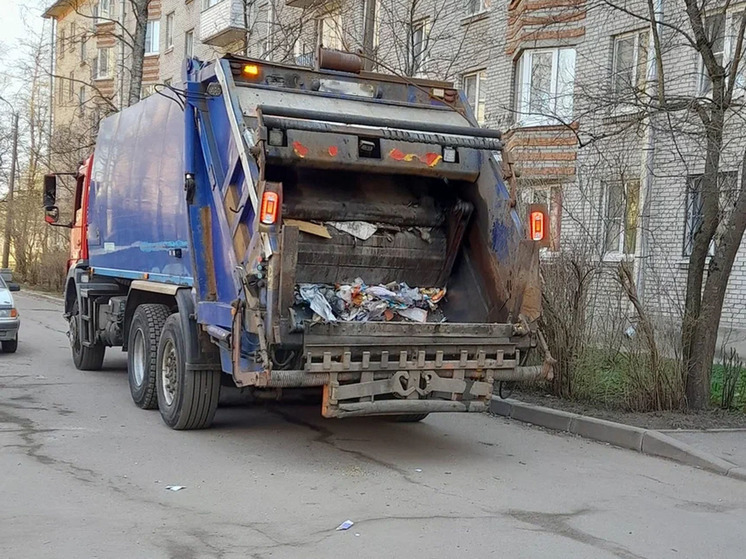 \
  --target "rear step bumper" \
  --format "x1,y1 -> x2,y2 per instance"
254,321 -> 544,418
